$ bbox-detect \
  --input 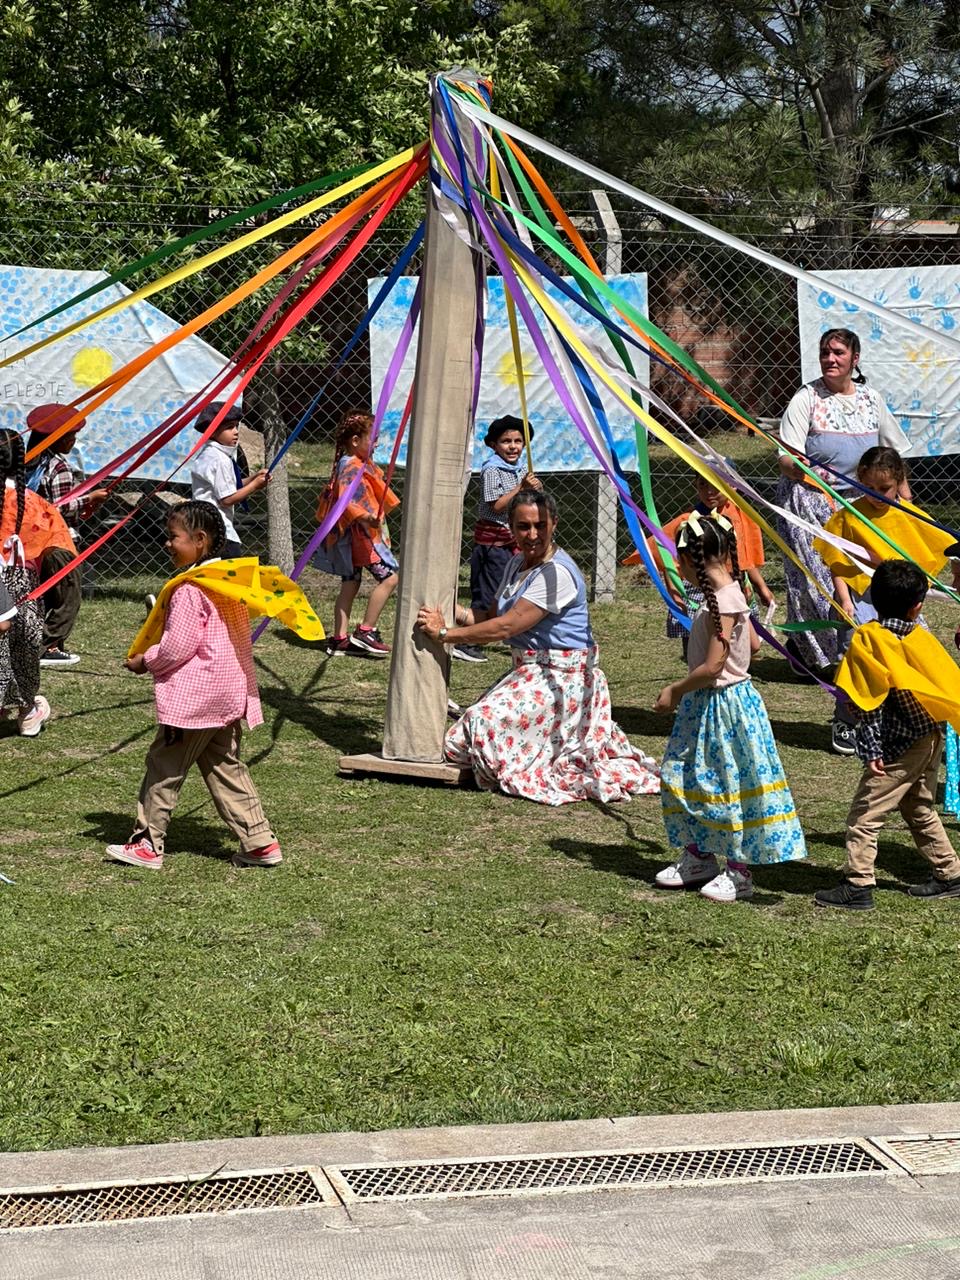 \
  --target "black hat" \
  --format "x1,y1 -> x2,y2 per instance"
195,401 -> 244,431
484,415 -> 532,448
